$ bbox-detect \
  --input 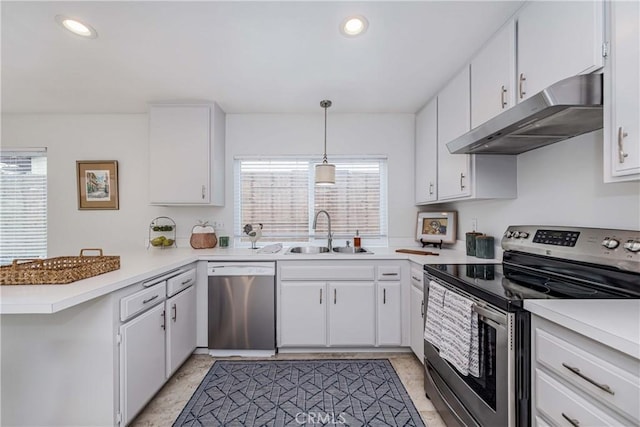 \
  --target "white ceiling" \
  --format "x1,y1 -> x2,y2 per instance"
1,1 -> 525,114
